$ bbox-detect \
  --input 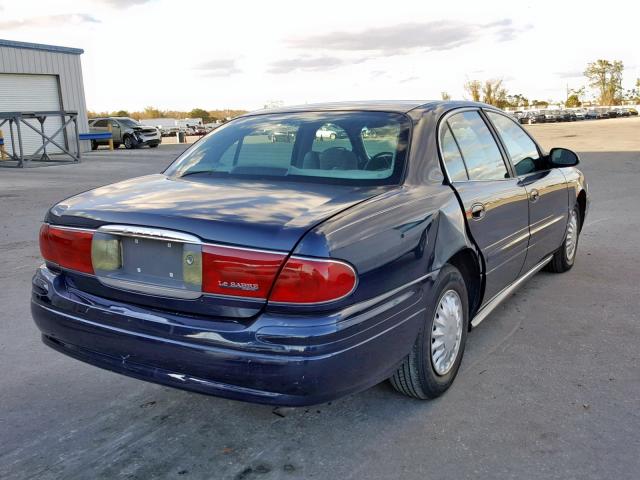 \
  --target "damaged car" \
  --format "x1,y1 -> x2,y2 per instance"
32,101 -> 588,406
